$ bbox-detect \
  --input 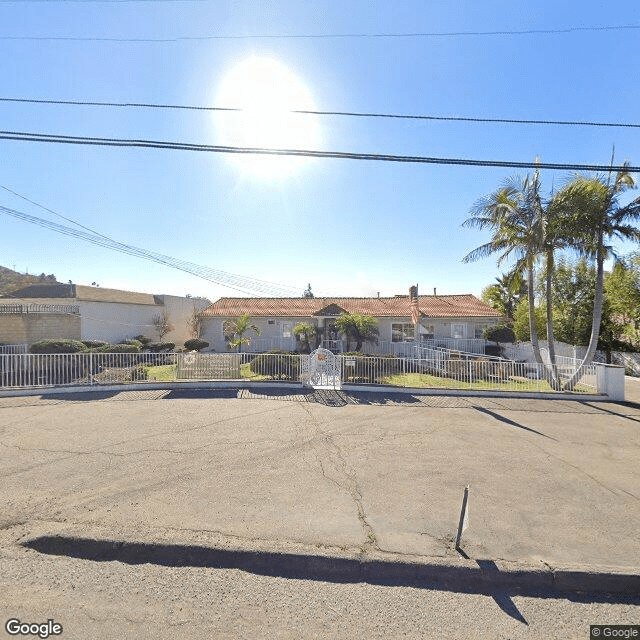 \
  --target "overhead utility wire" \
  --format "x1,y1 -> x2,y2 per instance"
1,97 -> 637,129
0,24 -> 639,41
0,205 -> 301,297
2,184 -> 300,296
0,184 -> 299,296
1,130 -> 638,173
